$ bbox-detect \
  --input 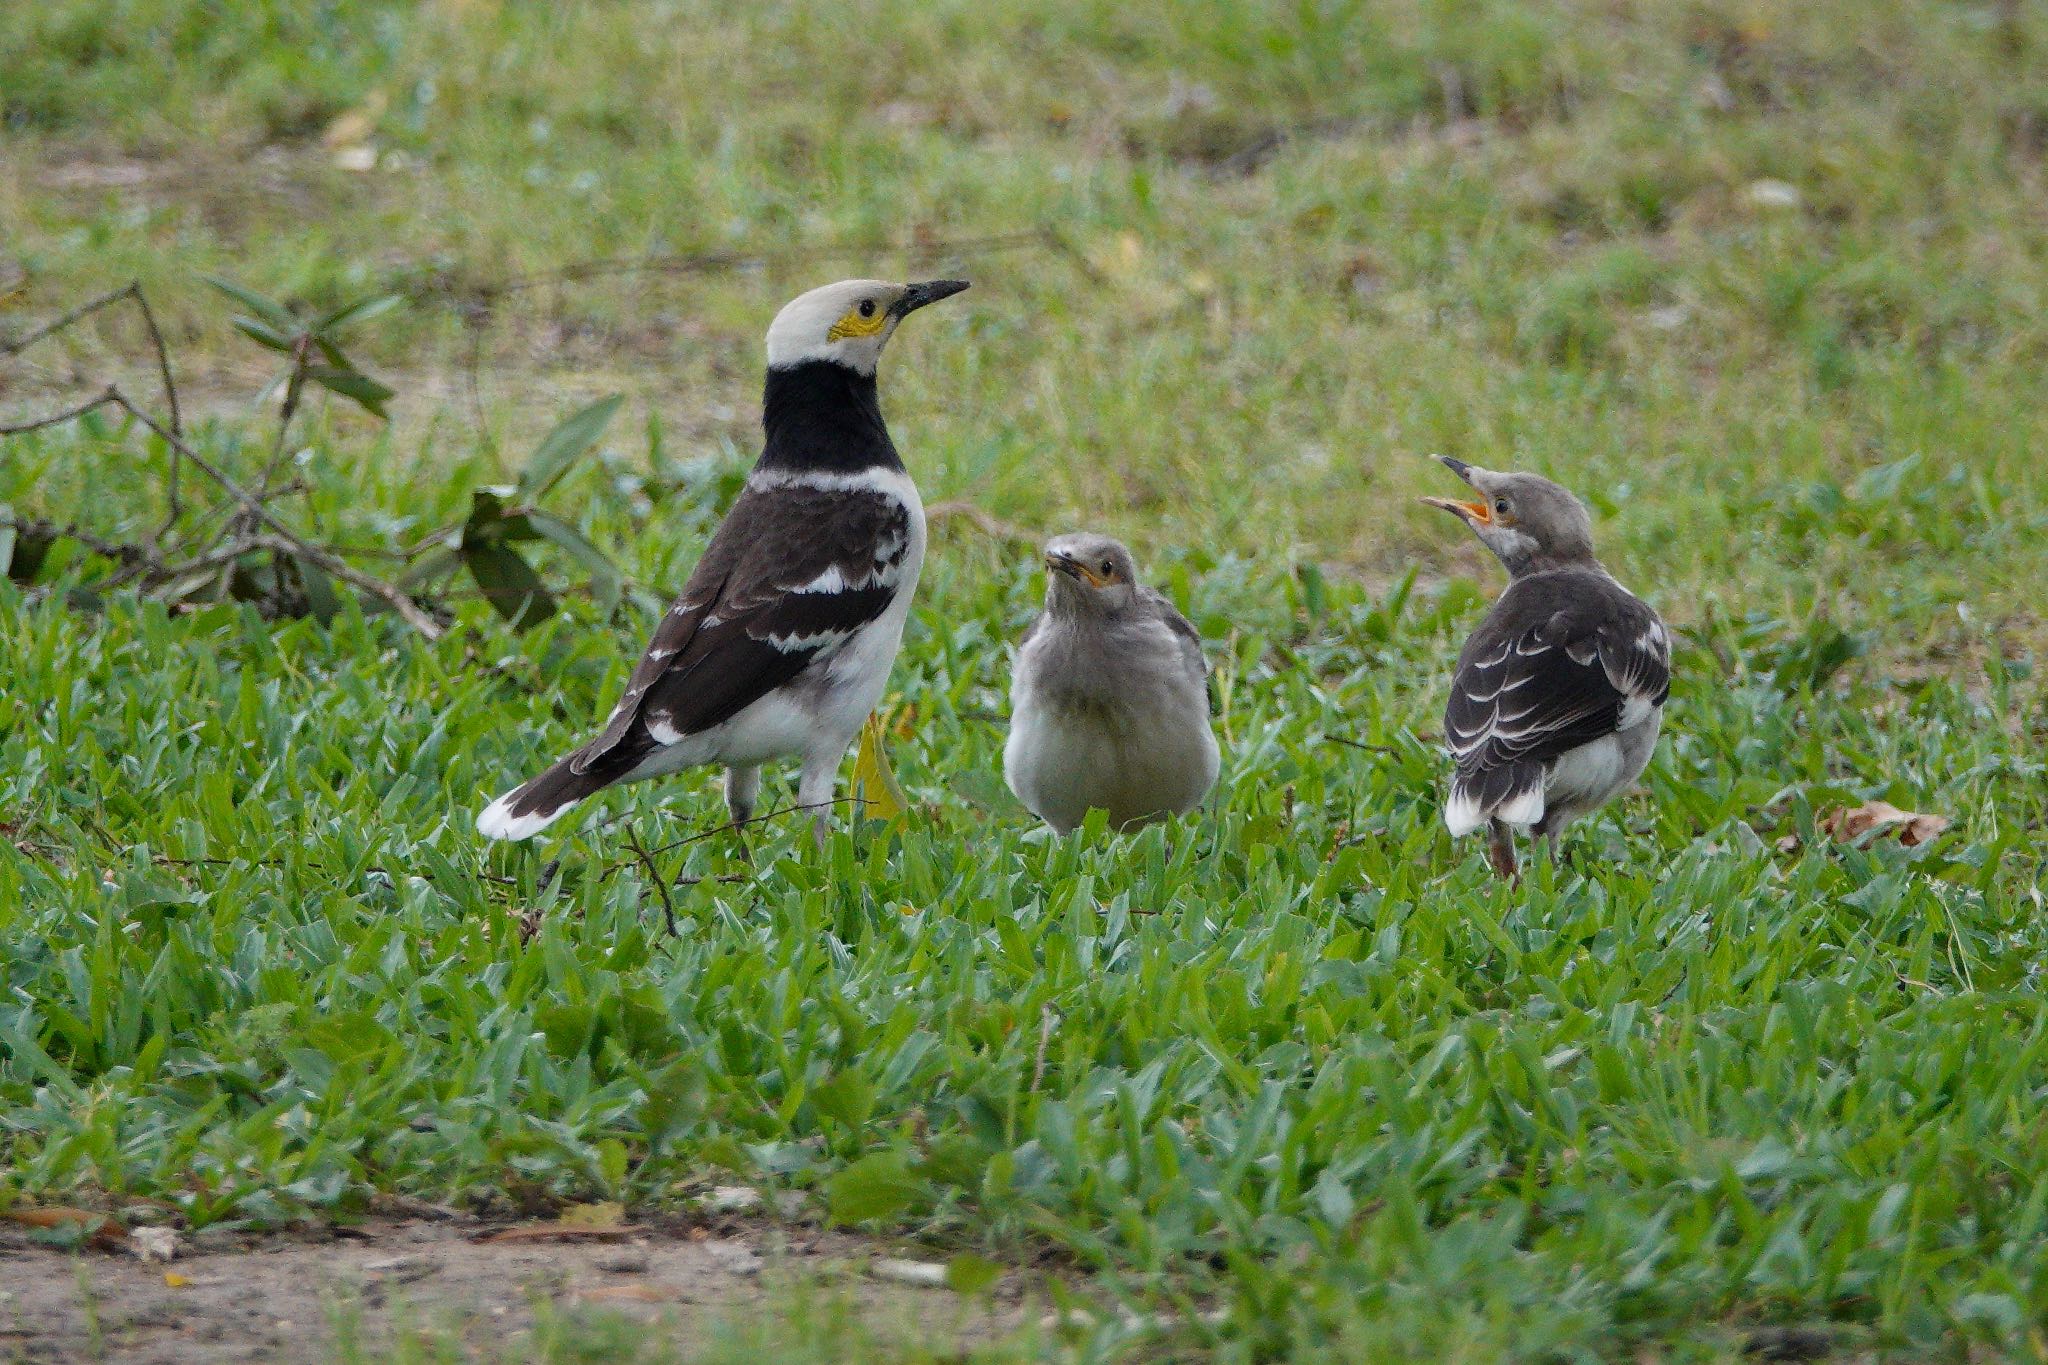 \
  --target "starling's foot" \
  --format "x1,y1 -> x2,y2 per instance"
1487,821 -> 1519,882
